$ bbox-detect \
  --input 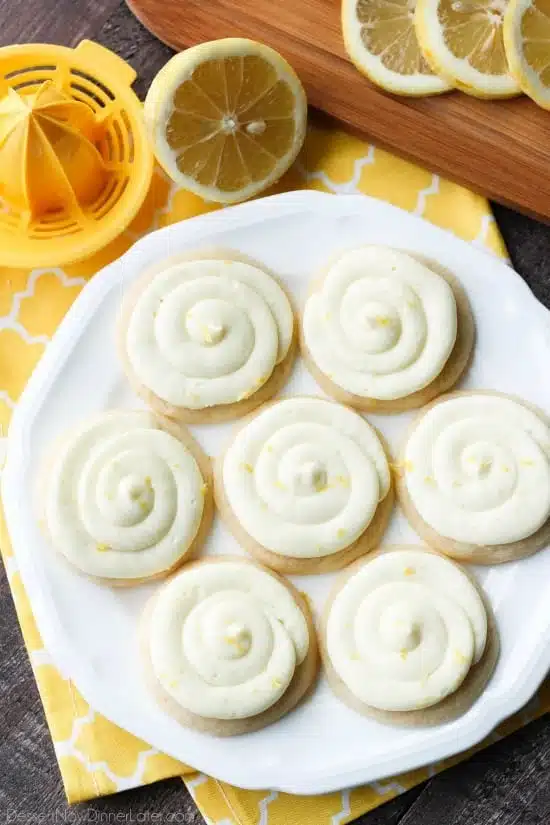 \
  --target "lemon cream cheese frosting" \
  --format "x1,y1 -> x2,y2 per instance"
301,247 -> 468,408
322,548 -> 497,721
120,255 -> 295,420
398,393 -> 550,562
42,411 -> 211,582
142,558 -> 317,733
216,397 -> 392,572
